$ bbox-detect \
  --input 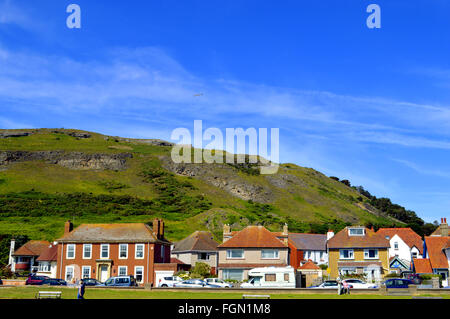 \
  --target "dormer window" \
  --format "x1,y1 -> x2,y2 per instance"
348,228 -> 365,236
